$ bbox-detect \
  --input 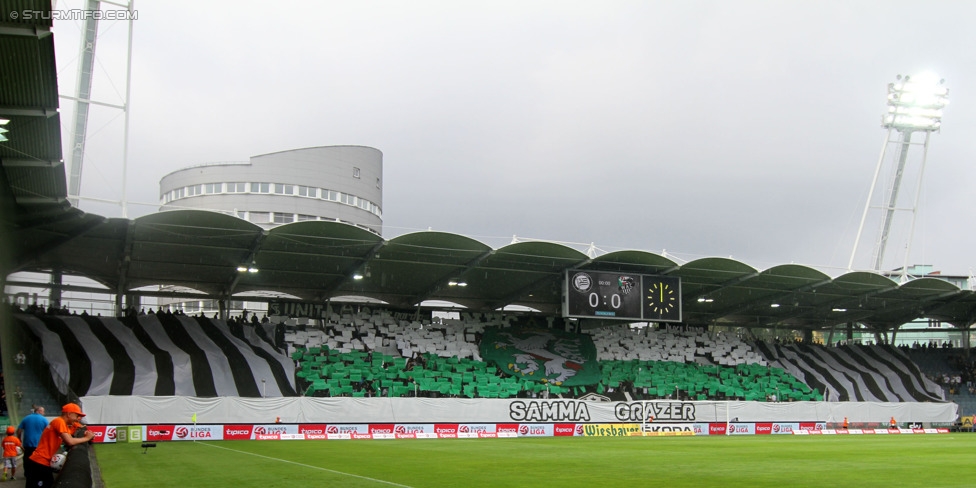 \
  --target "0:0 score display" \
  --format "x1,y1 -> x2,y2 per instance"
563,270 -> 681,322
